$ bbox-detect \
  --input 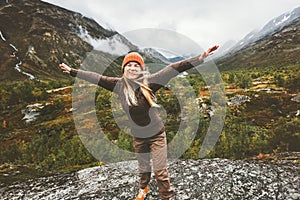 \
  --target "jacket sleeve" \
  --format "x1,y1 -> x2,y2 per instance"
70,69 -> 120,92
148,56 -> 203,92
